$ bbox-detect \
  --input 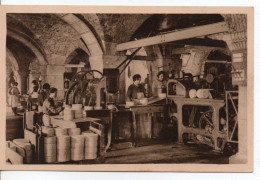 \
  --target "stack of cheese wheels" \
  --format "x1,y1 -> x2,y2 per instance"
82,131 -> 98,160
13,139 -> 33,164
41,126 -> 55,137
43,136 -> 57,163
72,104 -> 83,119
68,128 -> 81,136
70,135 -> 84,161
55,128 -> 68,137
56,135 -> 70,162
64,105 -> 75,121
